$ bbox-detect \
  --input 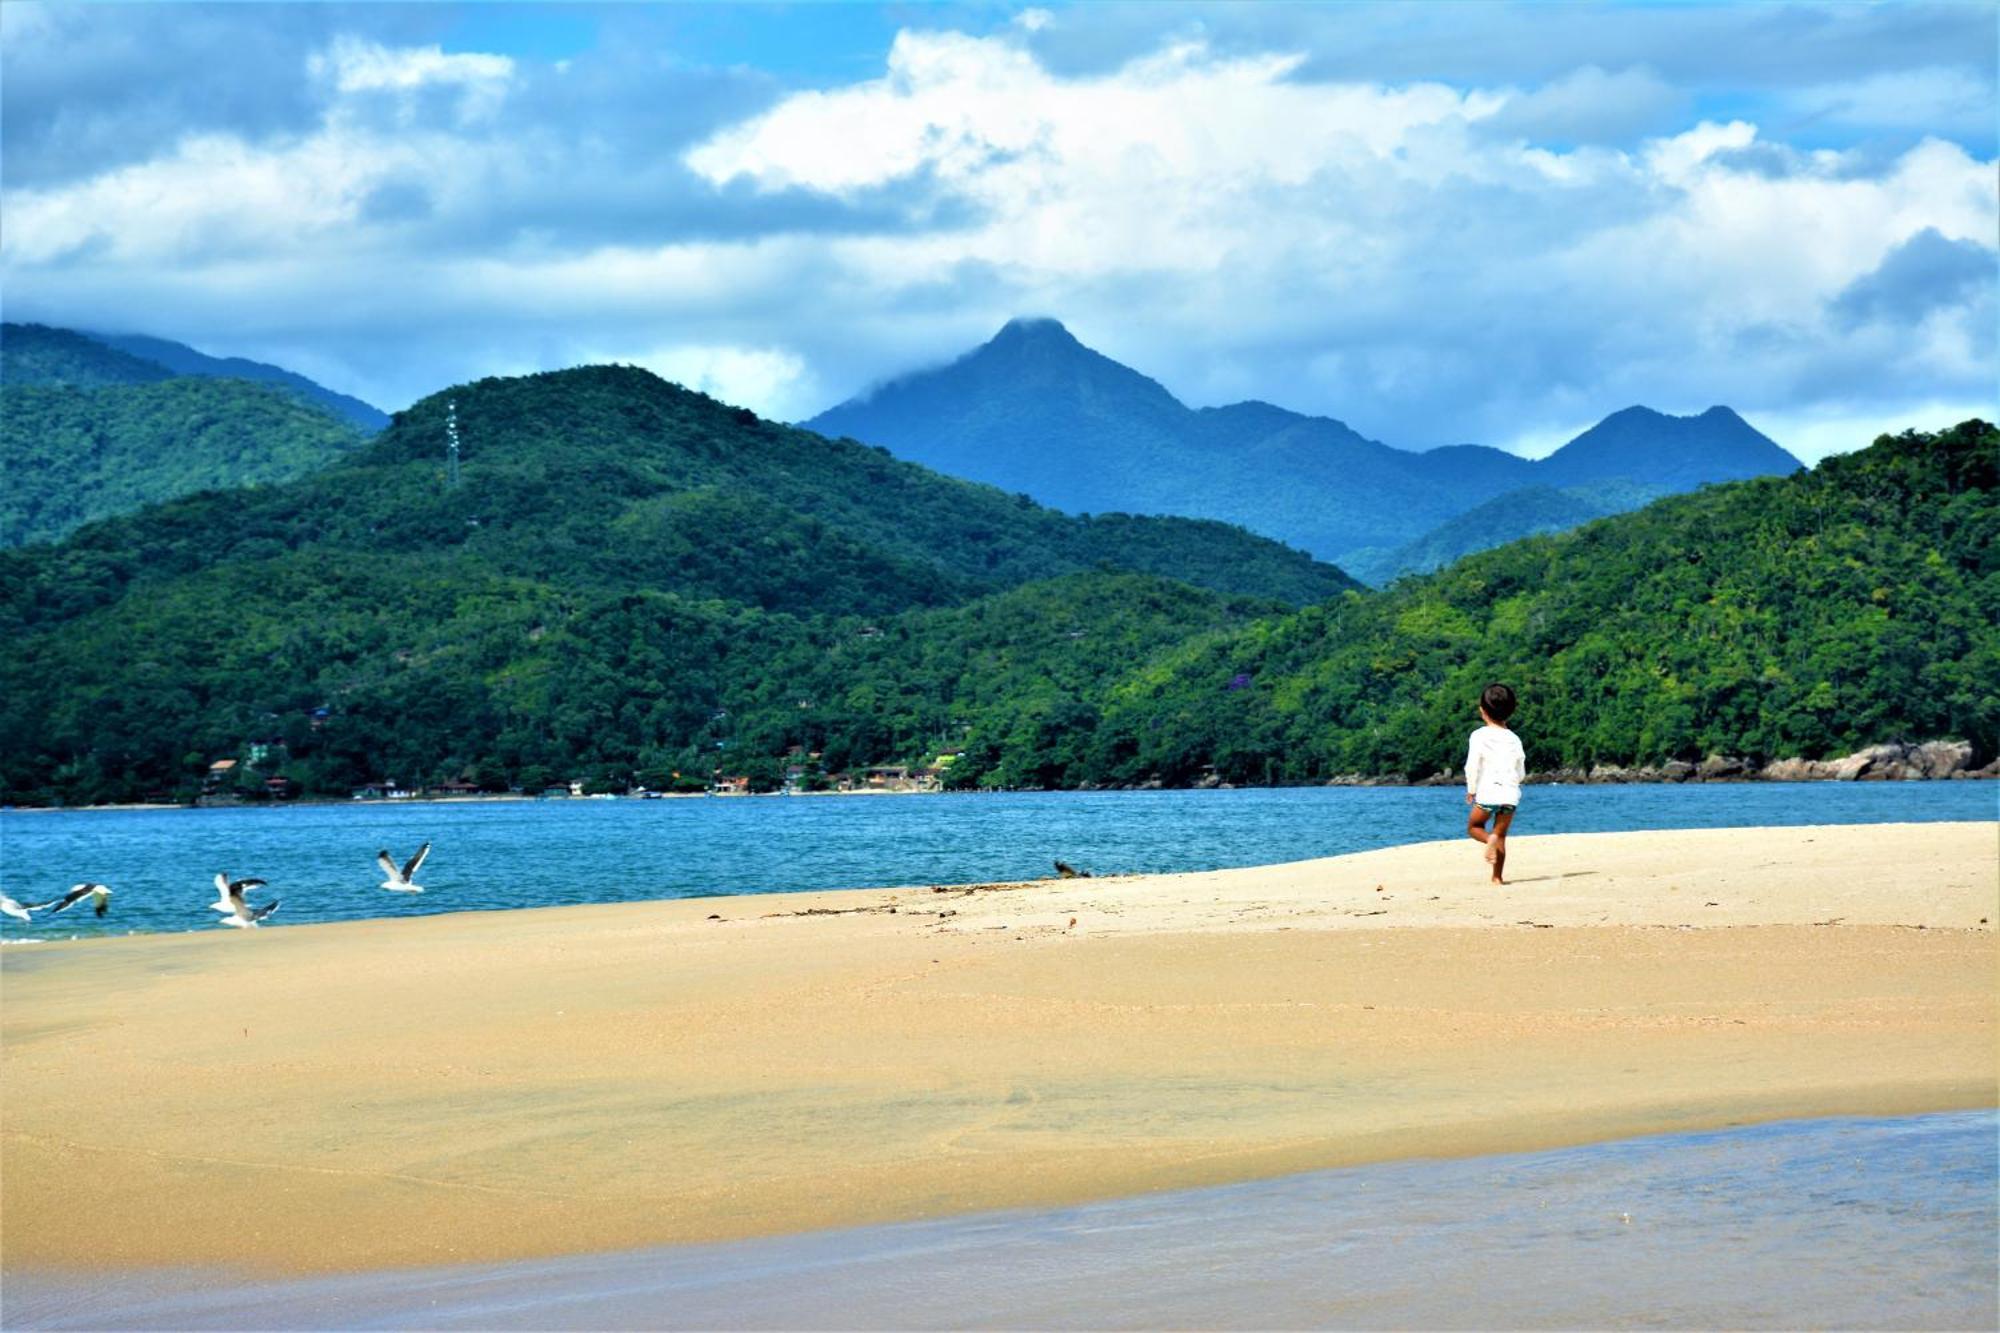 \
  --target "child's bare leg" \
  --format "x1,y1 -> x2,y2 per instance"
1489,809 -> 1515,883
1467,805 -> 1491,847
